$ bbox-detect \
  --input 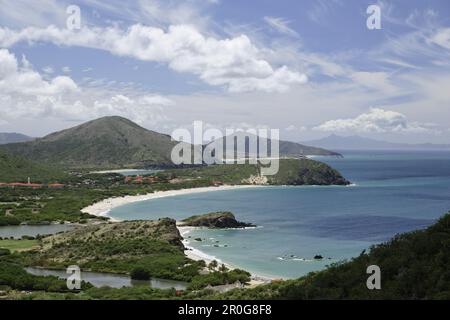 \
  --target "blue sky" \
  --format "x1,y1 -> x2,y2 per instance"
0,0 -> 450,143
